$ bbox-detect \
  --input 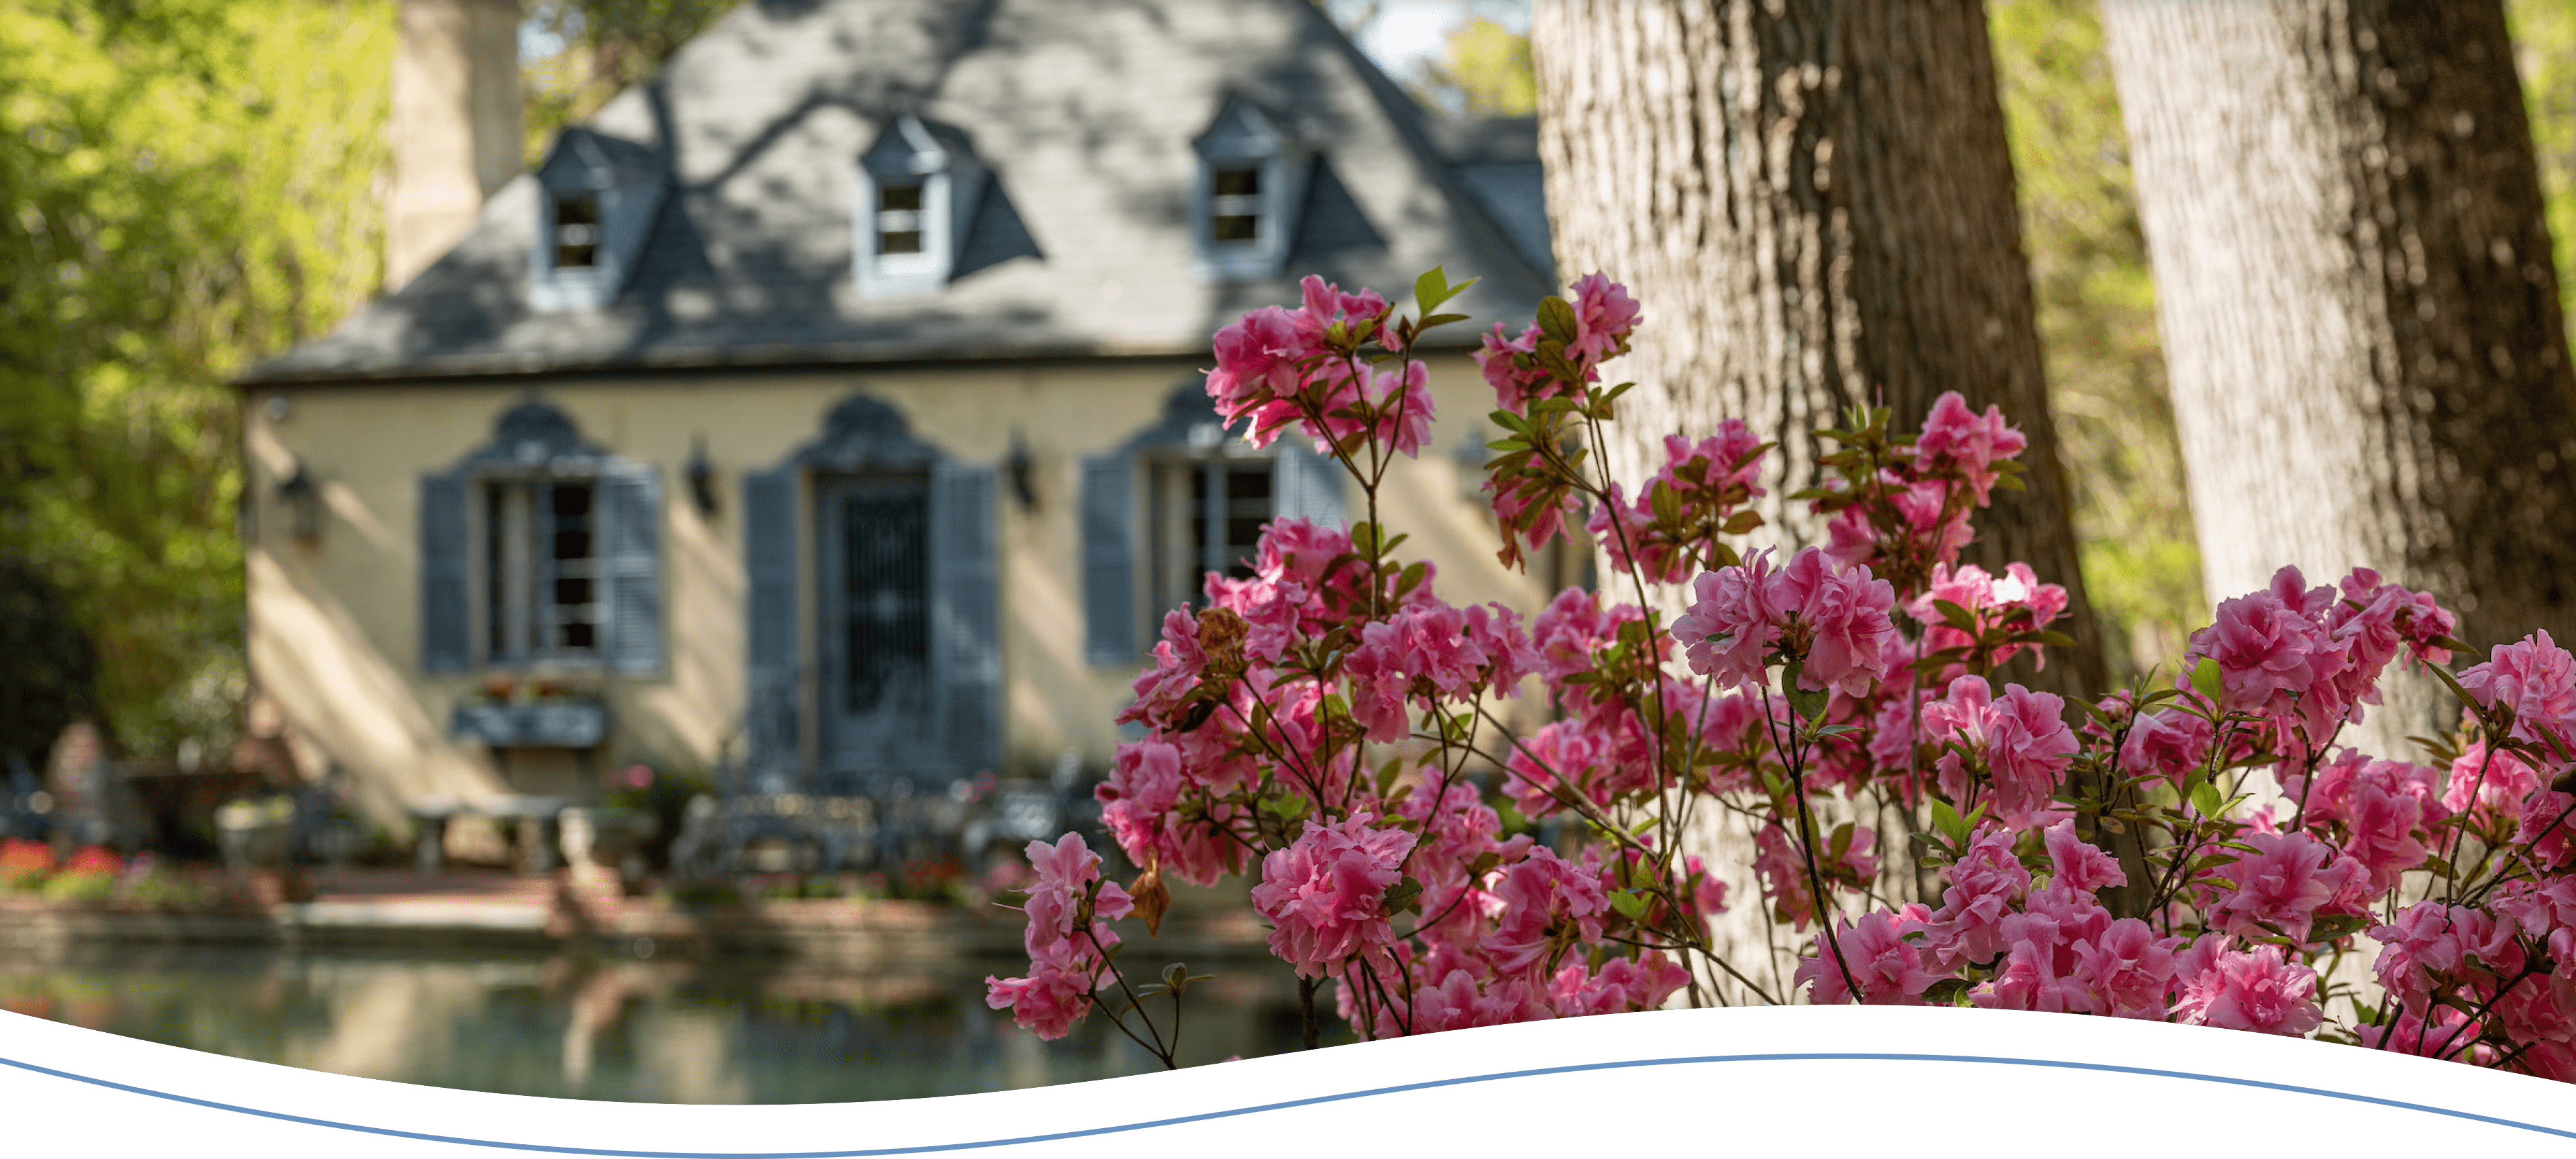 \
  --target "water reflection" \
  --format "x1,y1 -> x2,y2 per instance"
0,948 -> 1326,1103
